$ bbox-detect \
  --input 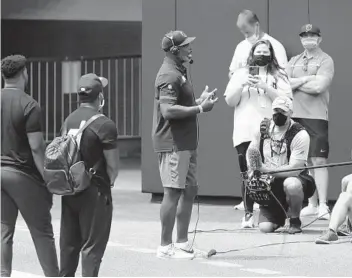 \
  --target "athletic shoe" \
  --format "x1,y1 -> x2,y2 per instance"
318,204 -> 330,220
315,229 -> 338,244
174,241 -> 204,258
234,201 -> 259,211
156,244 -> 194,259
288,218 -> 302,234
300,204 -> 318,217
337,220 -> 352,236
241,213 -> 255,228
